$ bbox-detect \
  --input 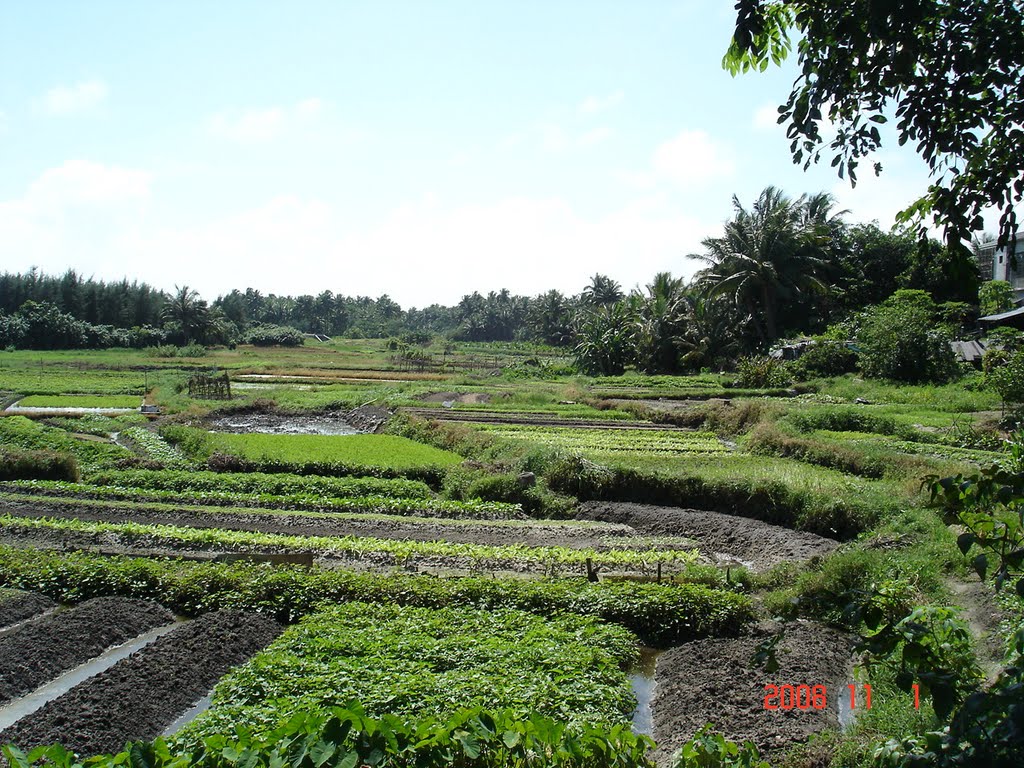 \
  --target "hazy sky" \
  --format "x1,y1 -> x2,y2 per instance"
1,1 -> 941,307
